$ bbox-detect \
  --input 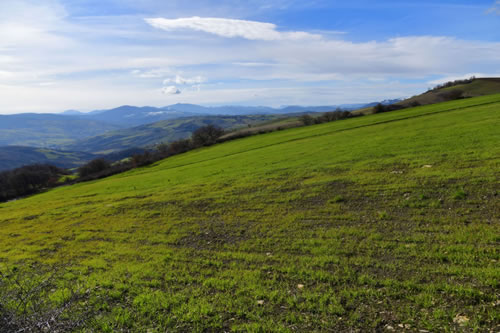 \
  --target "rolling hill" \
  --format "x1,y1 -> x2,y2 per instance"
0,104 -> 363,150
63,114 -> 284,154
0,113 -> 120,147
0,94 -> 498,331
354,77 -> 500,115
67,103 -> 364,127
0,146 -> 96,172
398,78 -> 500,107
